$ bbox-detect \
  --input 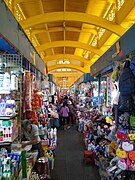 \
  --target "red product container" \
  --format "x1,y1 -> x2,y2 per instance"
36,157 -> 50,176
